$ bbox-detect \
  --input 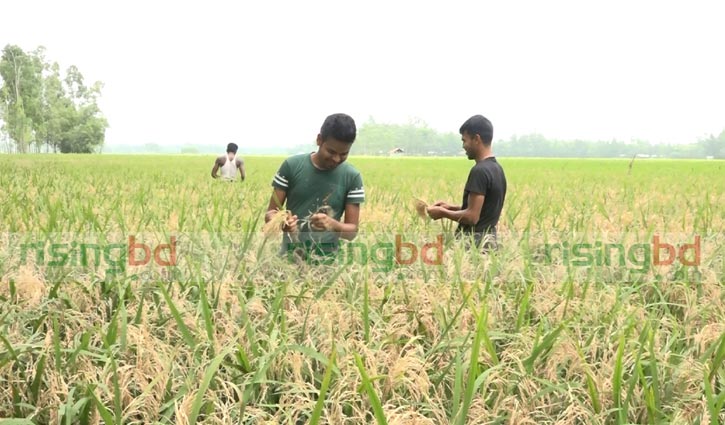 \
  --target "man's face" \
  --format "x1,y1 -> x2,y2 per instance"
227,152 -> 236,161
316,136 -> 351,170
461,132 -> 479,160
